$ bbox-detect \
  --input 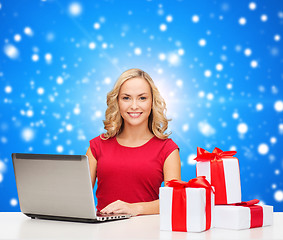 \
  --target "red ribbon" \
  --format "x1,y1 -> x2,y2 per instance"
194,147 -> 237,204
232,199 -> 263,228
167,176 -> 214,232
